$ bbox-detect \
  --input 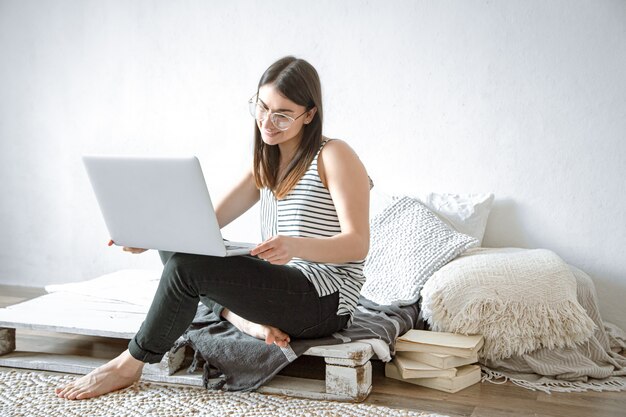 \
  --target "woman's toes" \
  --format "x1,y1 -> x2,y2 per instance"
66,387 -> 81,400
264,334 -> 274,345
264,327 -> 290,347
56,385 -> 73,398
75,389 -> 94,400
